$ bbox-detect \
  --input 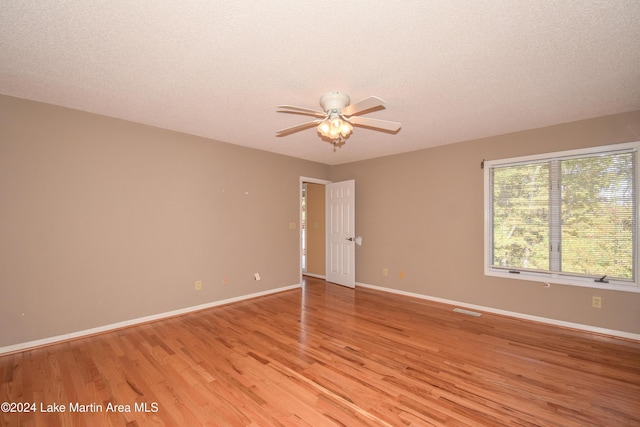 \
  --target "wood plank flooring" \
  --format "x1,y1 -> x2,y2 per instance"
1,277 -> 640,426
